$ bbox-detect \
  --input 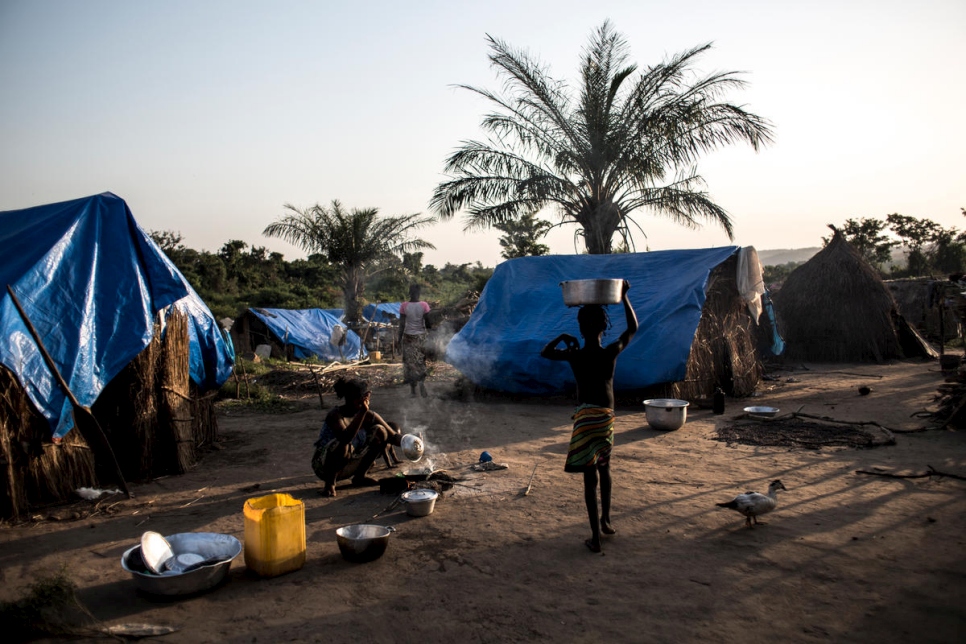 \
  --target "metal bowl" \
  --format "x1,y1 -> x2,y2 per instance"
560,279 -> 622,306
744,406 -> 779,418
401,489 -> 438,517
336,524 -> 394,563
121,532 -> 242,596
400,434 -> 424,462
642,399 -> 690,431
